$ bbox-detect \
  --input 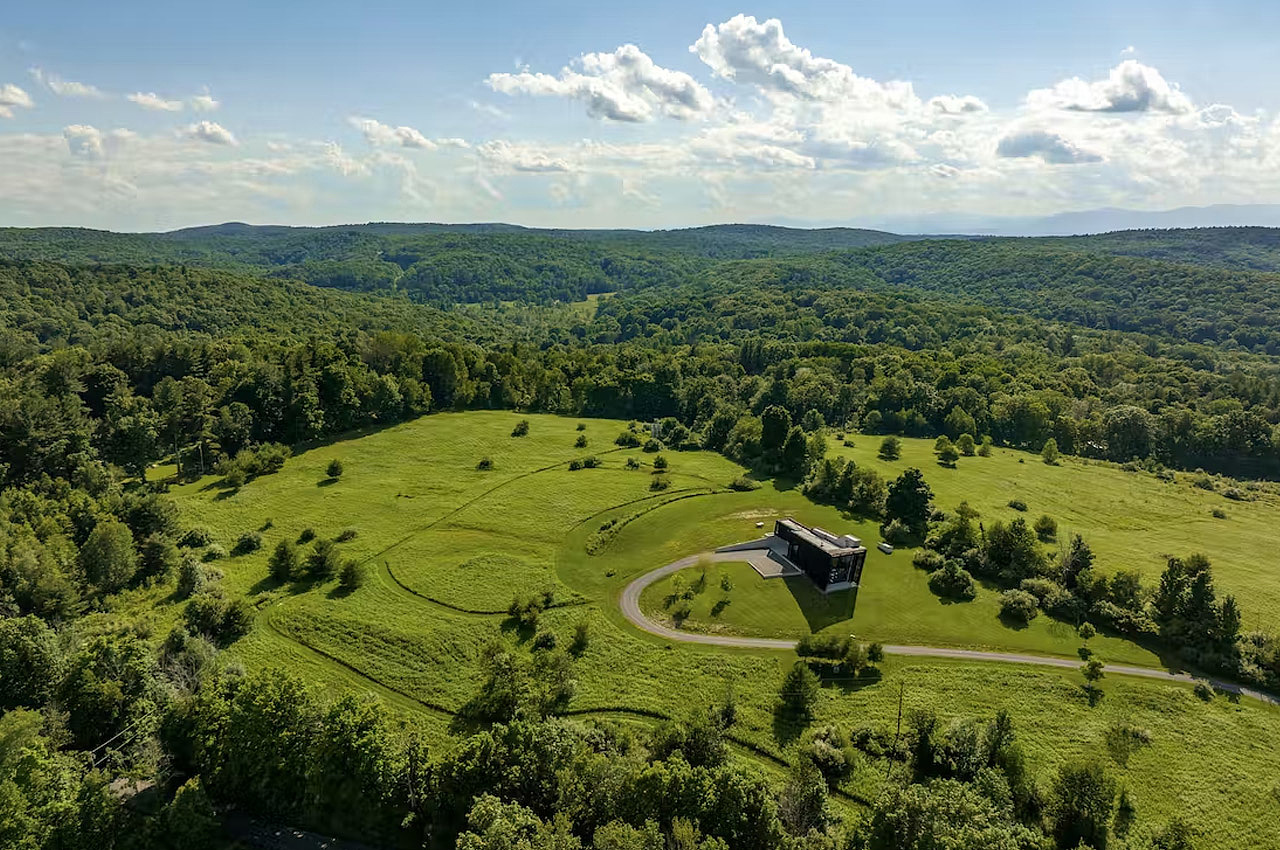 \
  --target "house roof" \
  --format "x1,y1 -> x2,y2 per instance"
777,518 -> 864,557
